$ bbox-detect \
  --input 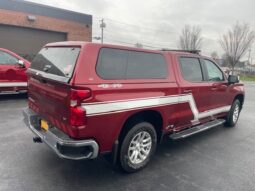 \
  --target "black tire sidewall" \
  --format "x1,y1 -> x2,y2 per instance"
120,122 -> 157,173
226,99 -> 241,127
